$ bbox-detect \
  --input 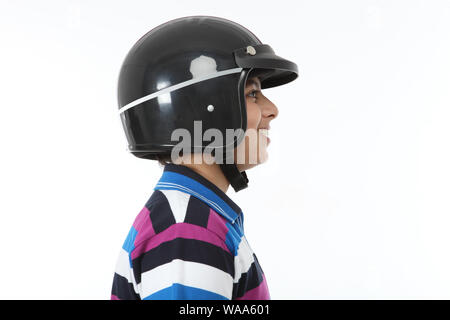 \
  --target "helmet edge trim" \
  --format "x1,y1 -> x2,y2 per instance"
118,67 -> 243,114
